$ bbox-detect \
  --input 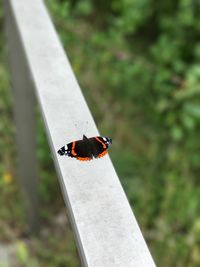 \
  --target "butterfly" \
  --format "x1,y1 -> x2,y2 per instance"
57,135 -> 112,161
